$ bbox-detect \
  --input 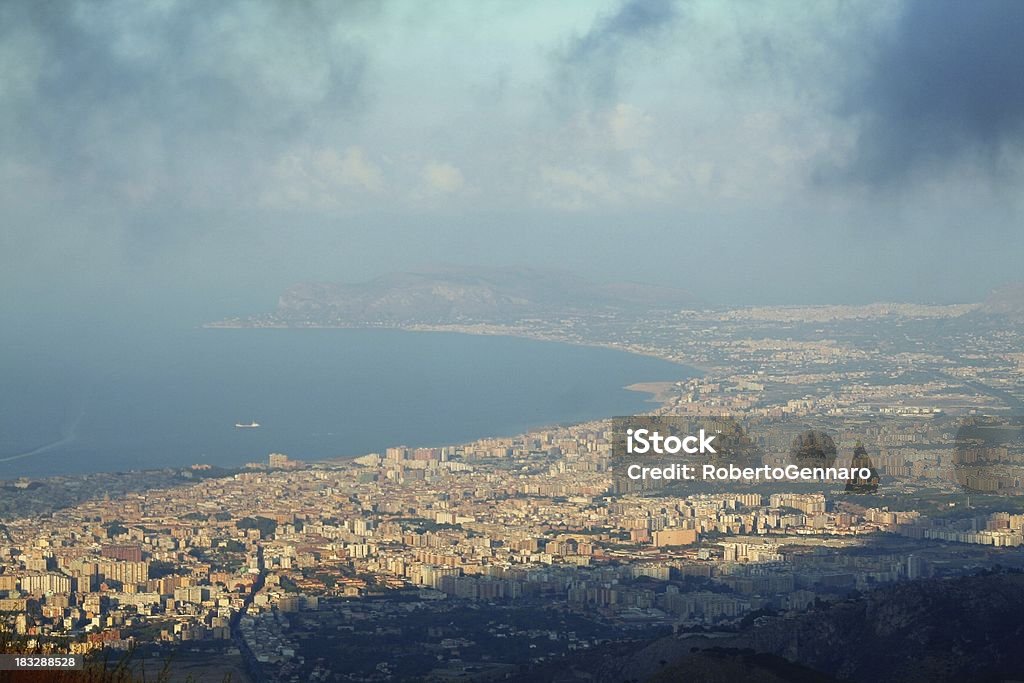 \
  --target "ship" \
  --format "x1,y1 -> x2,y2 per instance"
235,421 -> 260,429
